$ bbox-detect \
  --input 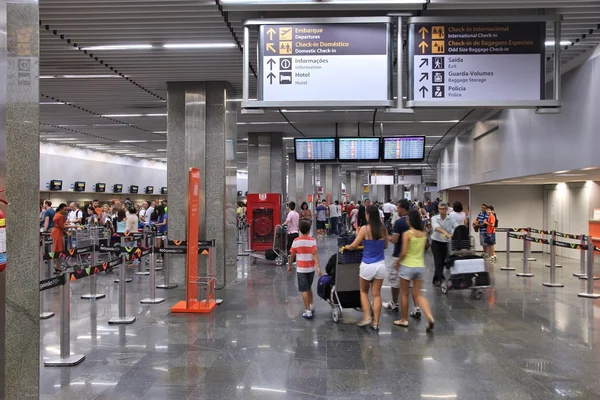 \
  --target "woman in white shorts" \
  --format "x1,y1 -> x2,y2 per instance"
344,205 -> 389,331
393,210 -> 435,331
